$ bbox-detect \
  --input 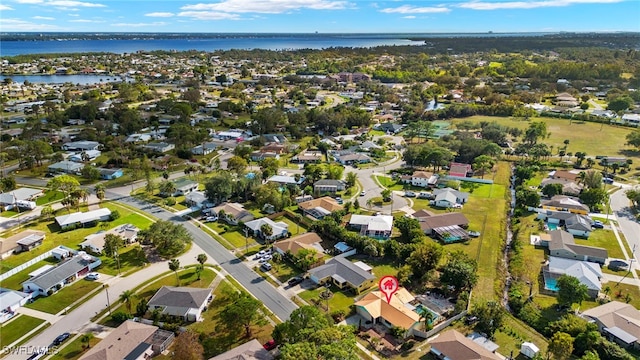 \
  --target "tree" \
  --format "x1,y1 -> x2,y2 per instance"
381,188 -> 392,202
40,205 -> 54,220
542,183 -> 564,198
440,251 -> 478,292
94,183 -> 105,203
227,155 -> 248,174
548,332 -> 574,360
408,242 -> 443,276
204,172 -> 234,204
516,187 -> 541,208
197,253 -> 207,265
626,130 -> 640,148
260,223 -> 273,242
139,220 -> 192,257
0,176 -> 17,192
418,306 -> 435,330
273,306 -> 330,344
472,300 -> 505,338
582,170 -> 603,189
172,330 -> 204,360
103,233 -> 124,258
80,333 -> 95,349
260,157 -> 280,179
168,258 -> 181,286
626,189 -> 640,209
119,290 -> 135,315
158,180 -> 177,197
220,292 -> 266,338
473,155 -> 495,178
47,175 -> 80,213
345,172 -> 357,188
557,274 -> 589,308
579,188 -> 608,212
